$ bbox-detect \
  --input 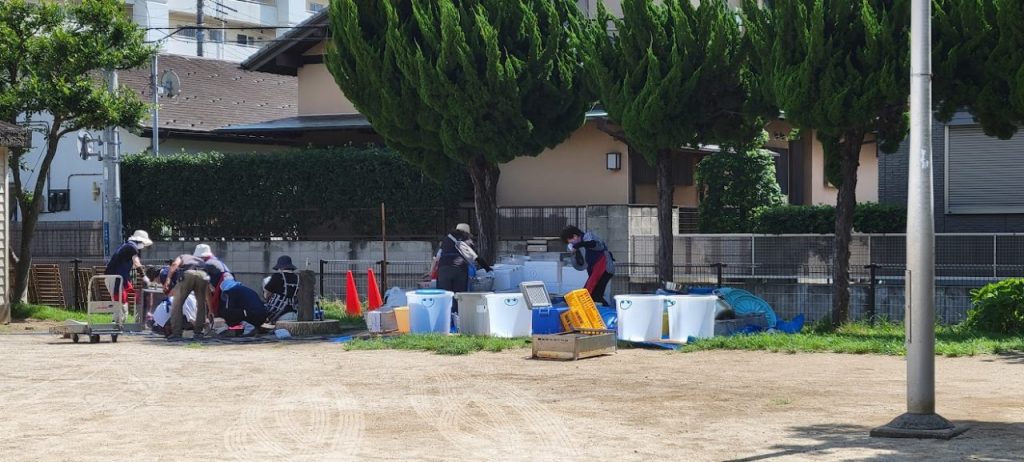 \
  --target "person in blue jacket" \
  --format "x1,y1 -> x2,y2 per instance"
560,225 -> 615,305
218,279 -> 269,337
